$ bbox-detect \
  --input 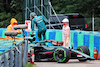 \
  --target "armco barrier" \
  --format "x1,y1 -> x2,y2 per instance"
0,41 -> 28,67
